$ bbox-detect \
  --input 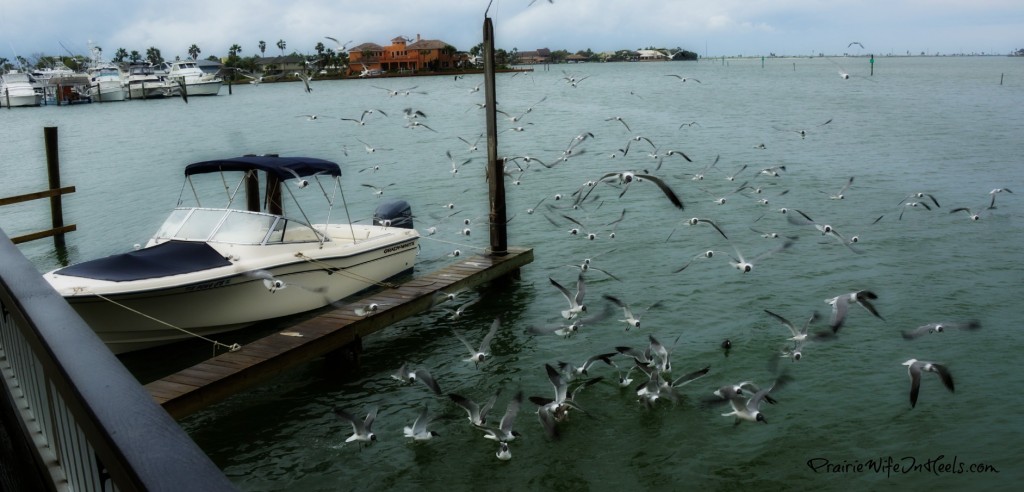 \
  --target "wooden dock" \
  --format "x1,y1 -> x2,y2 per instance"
144,247 -> 532,419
